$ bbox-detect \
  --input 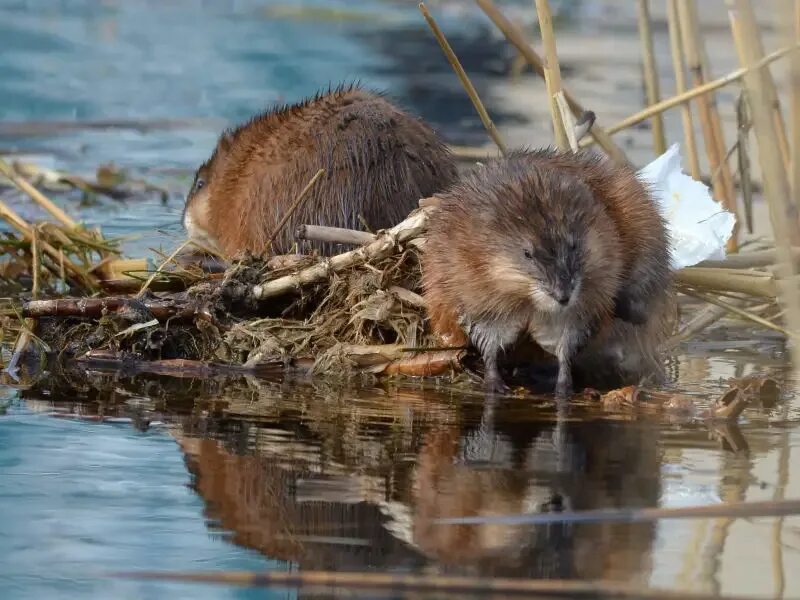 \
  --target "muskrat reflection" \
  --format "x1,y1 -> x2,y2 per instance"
411,417 -> 660,581
176,401 -> 660,580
